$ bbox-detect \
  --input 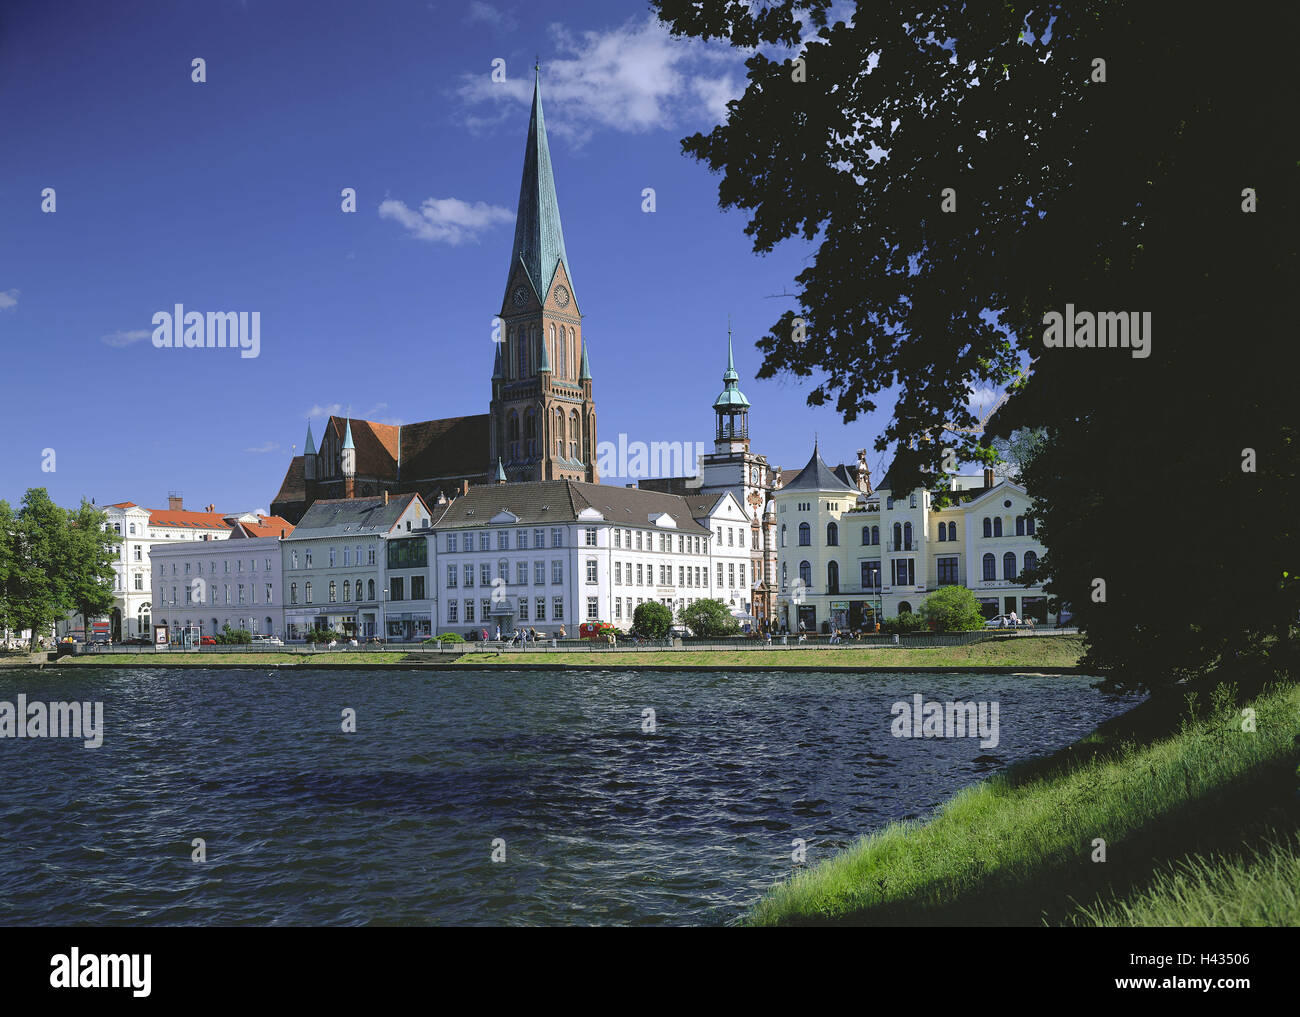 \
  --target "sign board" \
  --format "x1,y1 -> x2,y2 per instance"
154,624 -> 169,648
